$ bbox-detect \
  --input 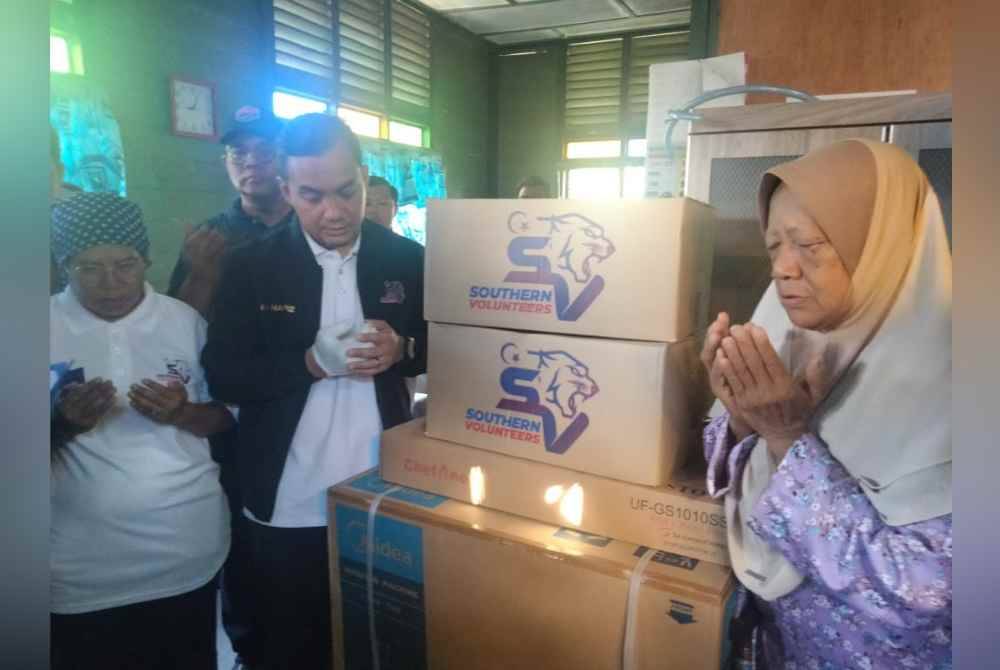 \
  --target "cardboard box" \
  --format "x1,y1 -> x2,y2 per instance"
380,419 -> 729,566
329,470 -> 737,670
425,323 -> 706,486
425,198 -> 715,343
